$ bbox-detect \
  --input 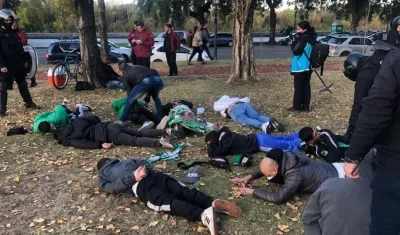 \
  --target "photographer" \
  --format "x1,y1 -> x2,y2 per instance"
288,21 -> 317,112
